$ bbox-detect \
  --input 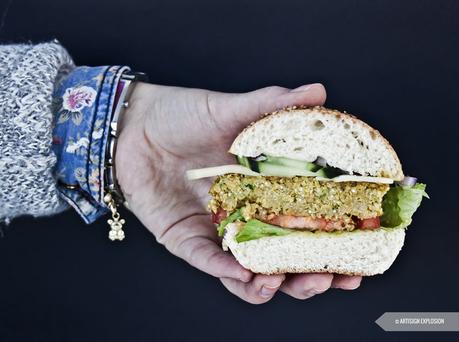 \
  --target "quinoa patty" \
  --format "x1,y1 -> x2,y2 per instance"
209,174 -> 389,224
